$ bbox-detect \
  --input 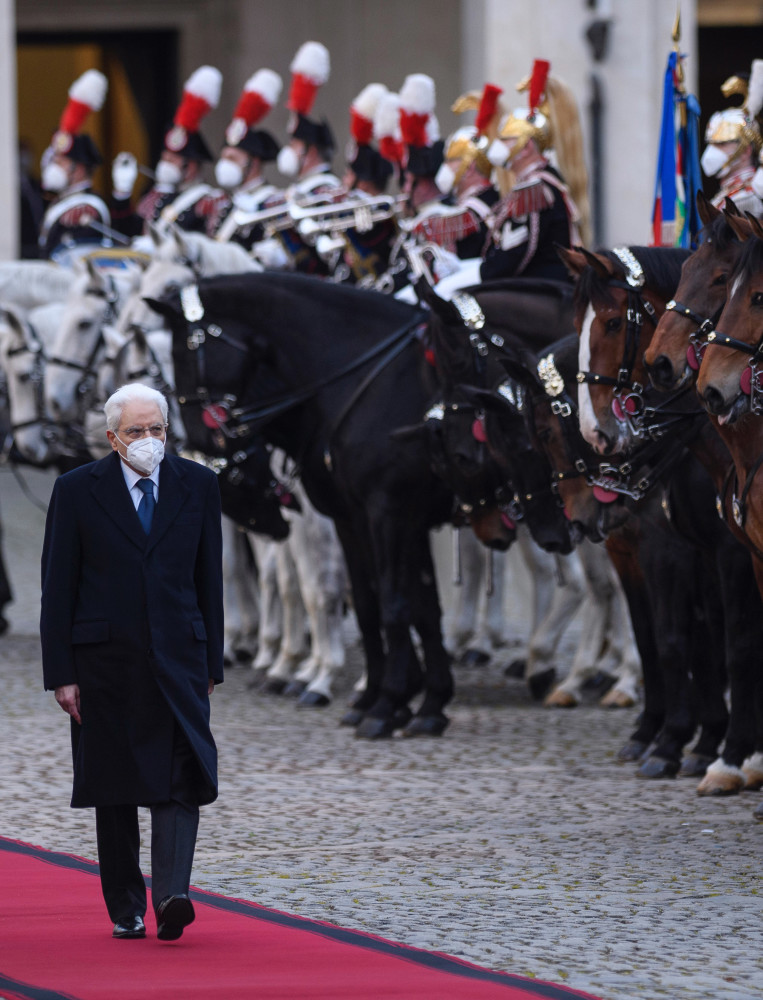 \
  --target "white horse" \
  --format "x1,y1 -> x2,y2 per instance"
0,302 -> 66,465
0,260 -> 75,312
44,258 -> 144,424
